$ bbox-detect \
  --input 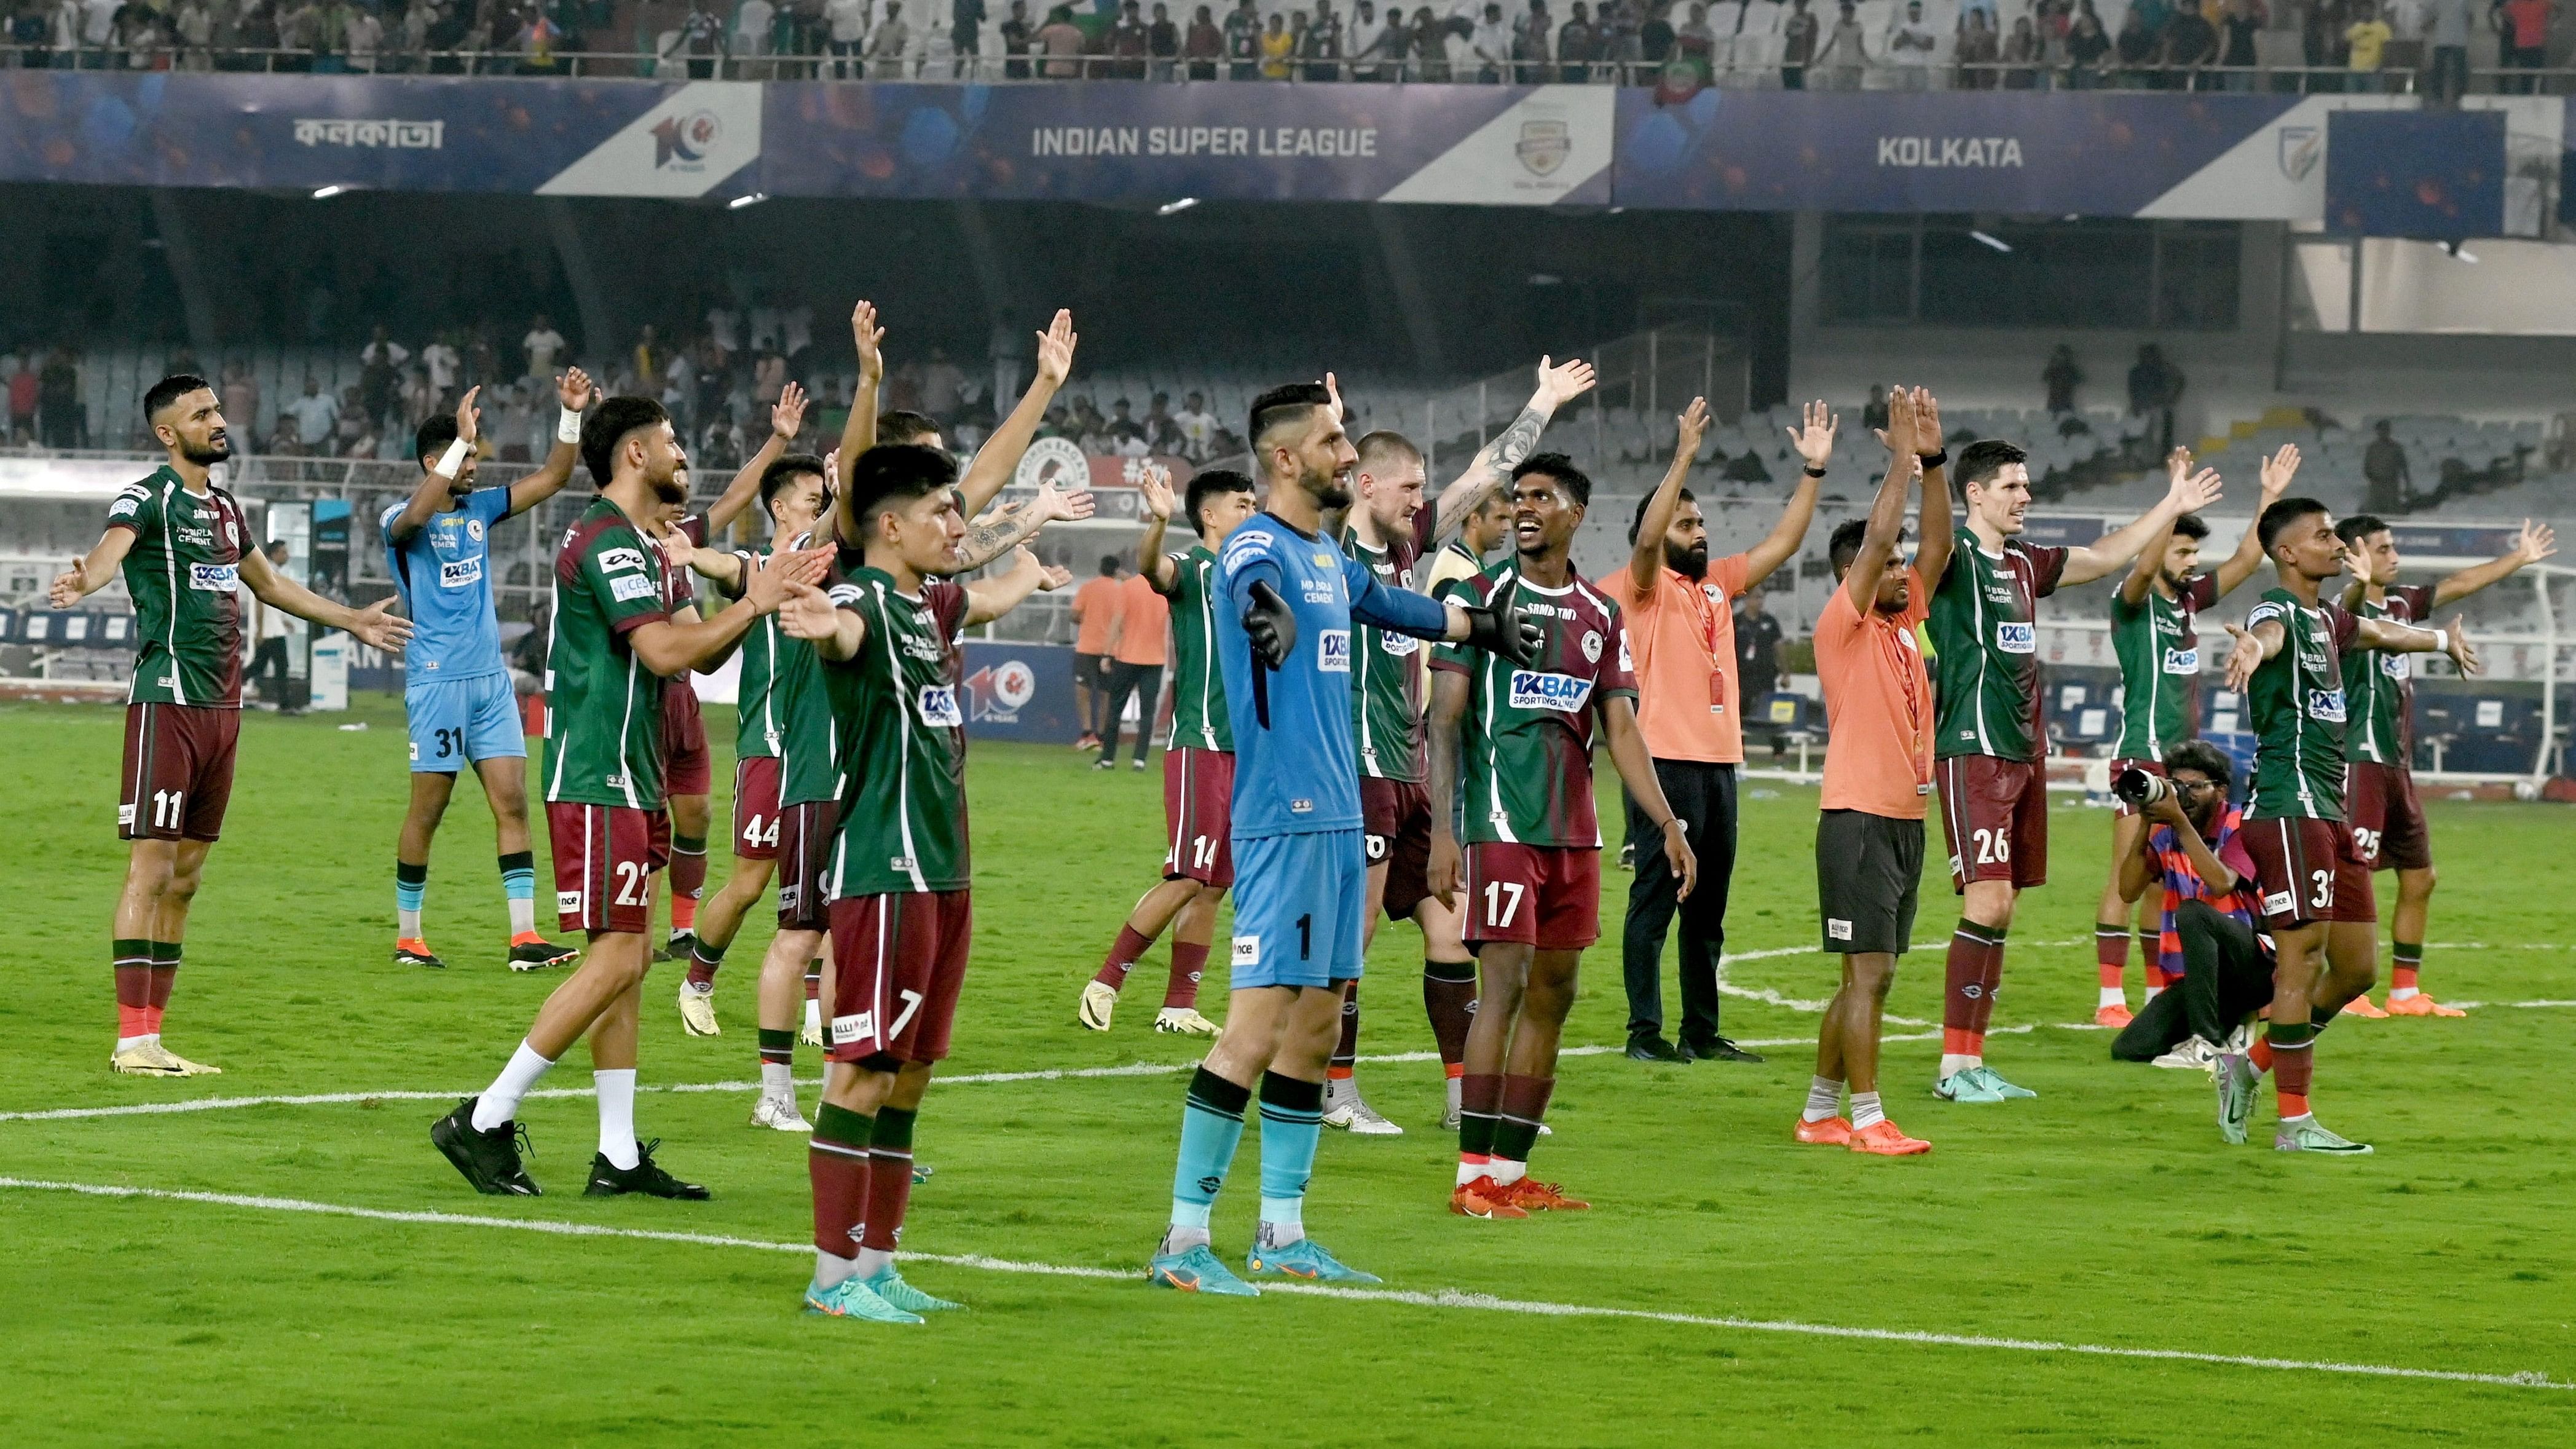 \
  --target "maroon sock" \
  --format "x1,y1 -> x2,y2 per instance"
1972,929 -> 2007,1036
1164,941 -> 1207,1009
1330,979 -> 1361,1072
808,1105 -> 874,1261
145,950 -> 179,1036
1943,920 -> 2006,1038
805,961 -> 821,1002
1422,960 -> 1478,1068
683,936 -> 725,989
1492,1074 -> 1557,1163
859,1107 -> 918,1254
1093,925 -> 1152,992
113,939 -> 151,1039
